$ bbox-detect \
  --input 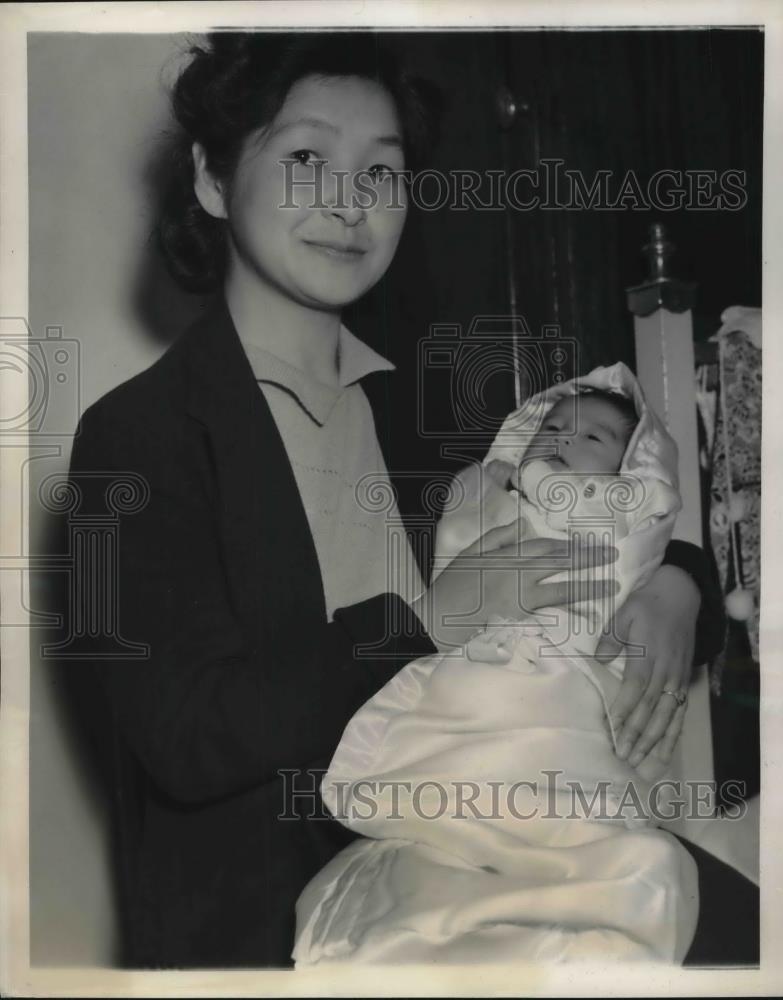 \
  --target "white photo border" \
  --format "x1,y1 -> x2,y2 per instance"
1,1 -> 781,996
